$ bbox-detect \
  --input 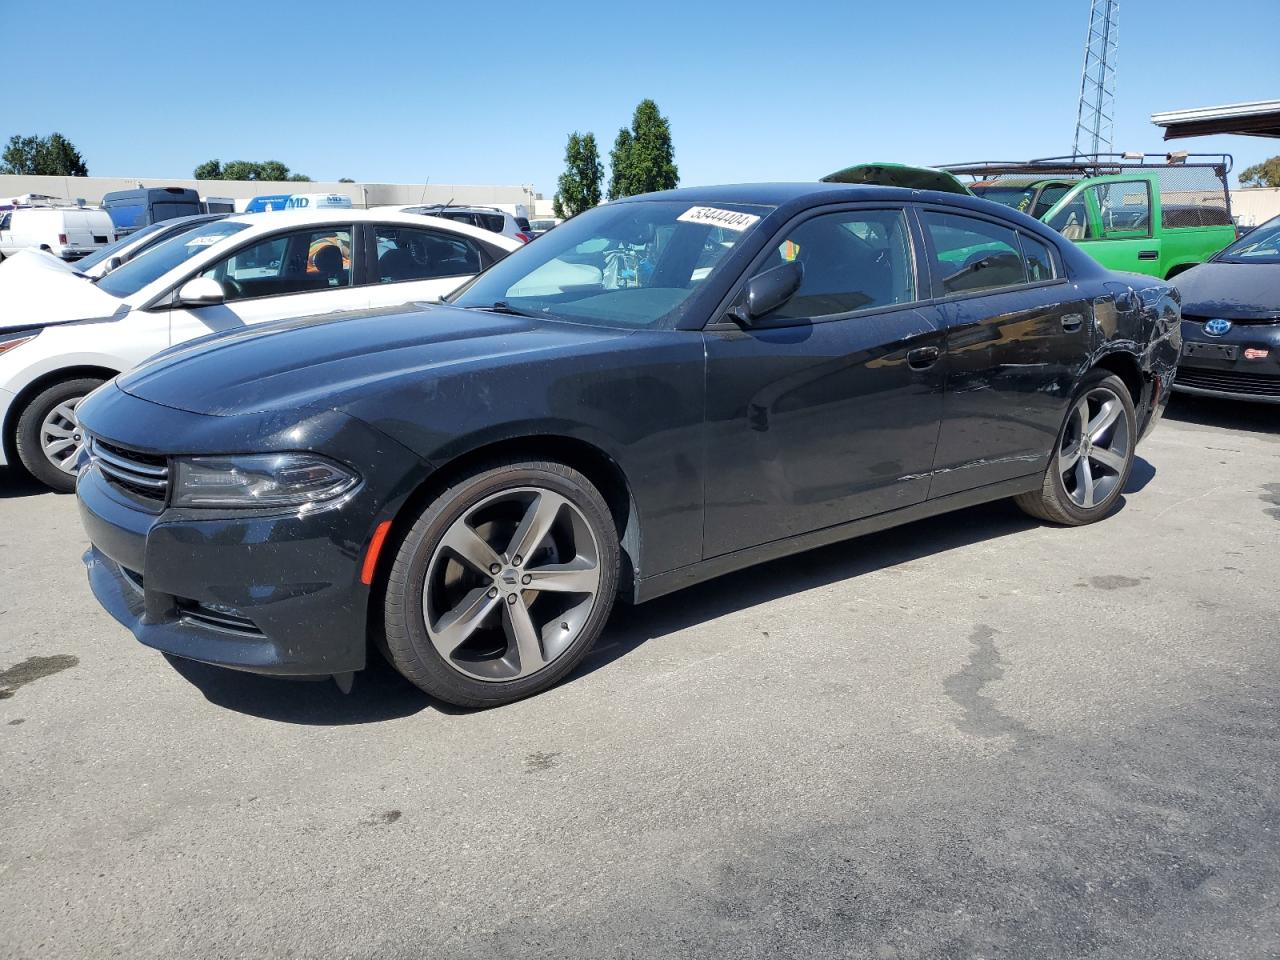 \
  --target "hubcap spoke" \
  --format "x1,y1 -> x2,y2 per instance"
439,521 -> 503,576
523,561 -> 599,594
52,401 -> 80,425
43,423 -> 75,439
431,587 -> 500,655
1090,446 -> 1126,474
43,437 -> 76,456
1059,441 -> 1082,471
503,597 -> 546,677
1075,457 -> 1096,508
505,490 -> 565,563
1087,400 -> 1121,442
